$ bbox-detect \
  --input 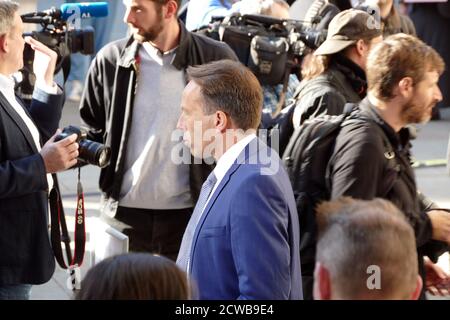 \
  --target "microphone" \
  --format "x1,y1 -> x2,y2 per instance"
21,2 -> 108,23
